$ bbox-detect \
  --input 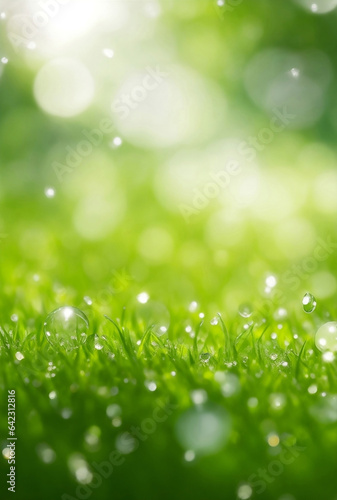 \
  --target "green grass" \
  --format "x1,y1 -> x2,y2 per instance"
1,293 -> 337,500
